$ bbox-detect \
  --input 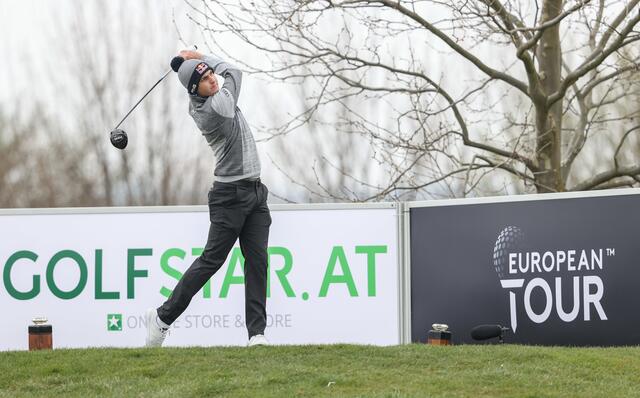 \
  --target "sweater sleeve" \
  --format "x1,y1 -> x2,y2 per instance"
203,55 -> 242,107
